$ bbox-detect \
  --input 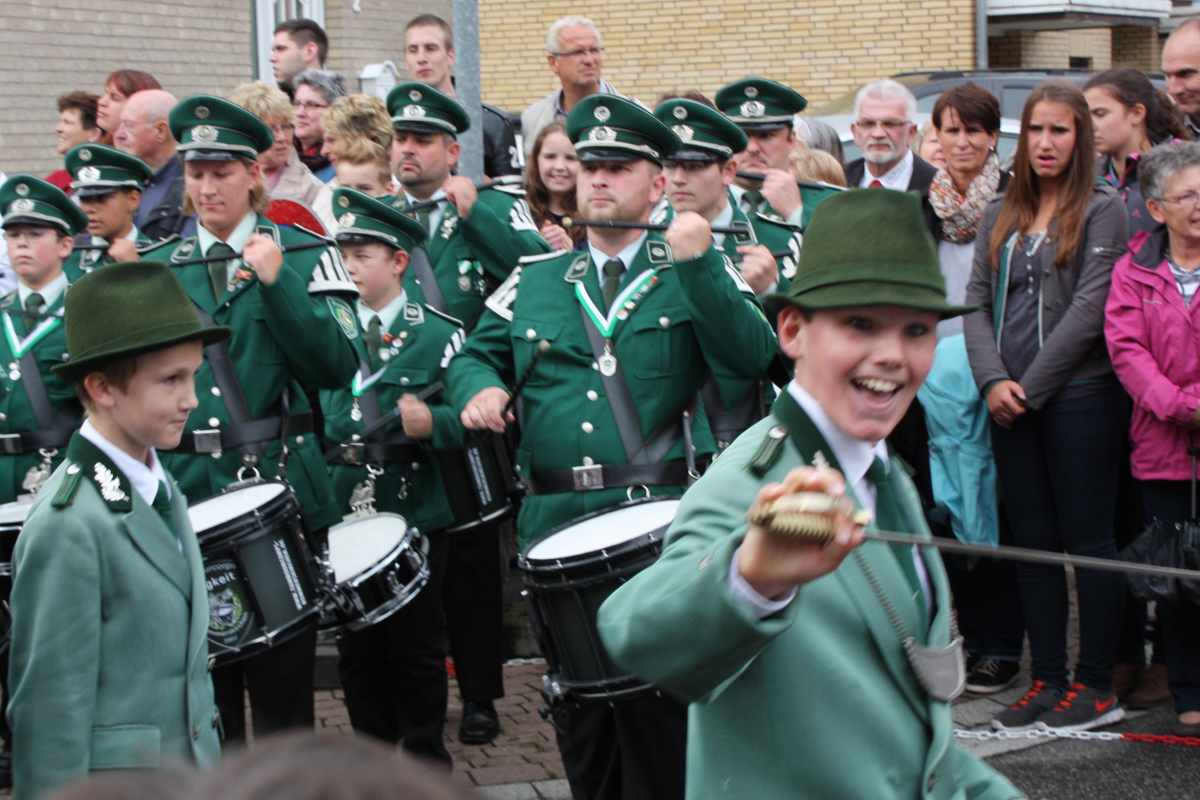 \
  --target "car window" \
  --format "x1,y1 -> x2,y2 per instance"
1000,87 -> 1033,120
916,92 -> 942,115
